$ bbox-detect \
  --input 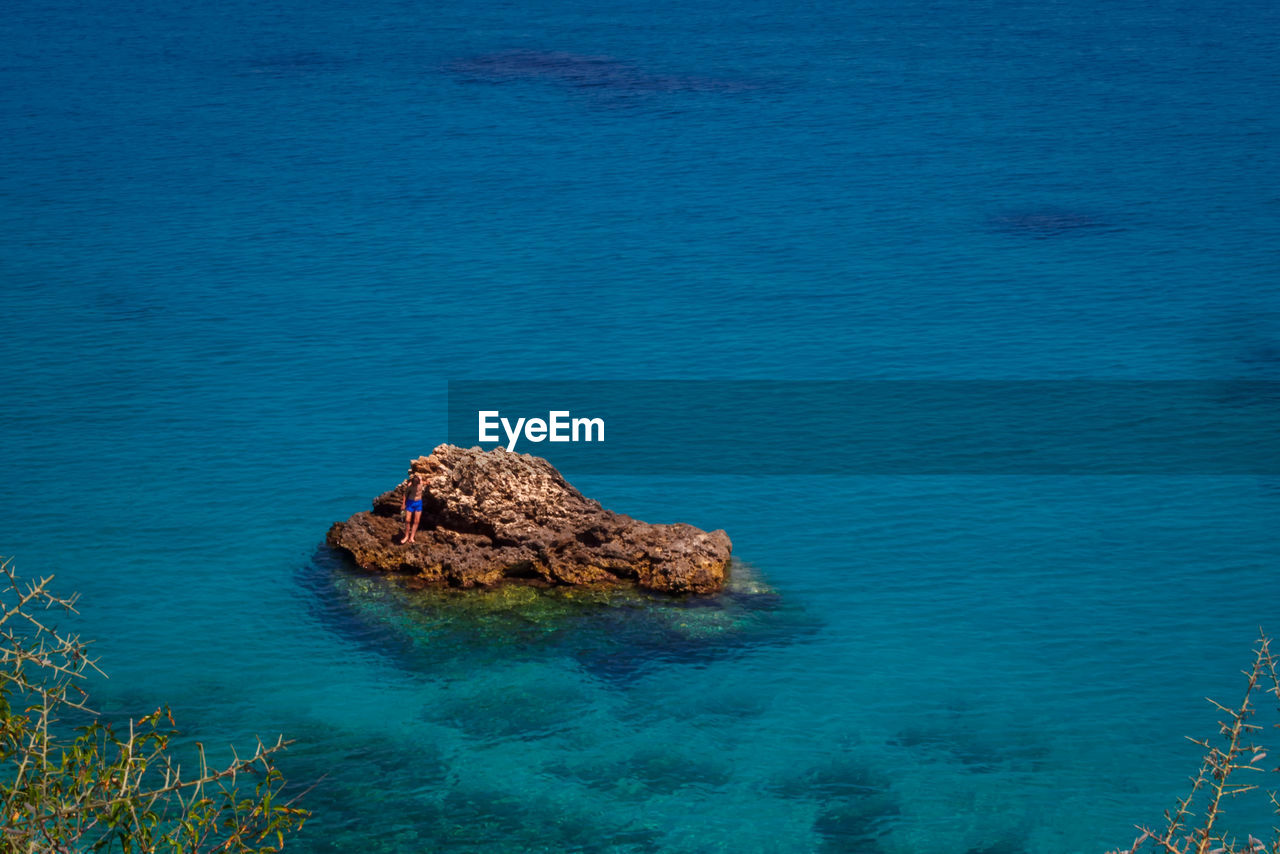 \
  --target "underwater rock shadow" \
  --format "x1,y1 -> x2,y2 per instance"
299,548 -> 821,689
1236,340 -> 1280,373
283,752 -> 664,854
423,677 -> 594,744
433,785 -> 665,854
888,721 -> 1051,773
447,48 -> 766,97
965,841 -> 1030,854
986,207 -> 1121,239
297,549 -> 450,673
278,722 -> 455,795
544,746 -> 733,800
768,754 -> 901,853
564,587 -> 823,687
